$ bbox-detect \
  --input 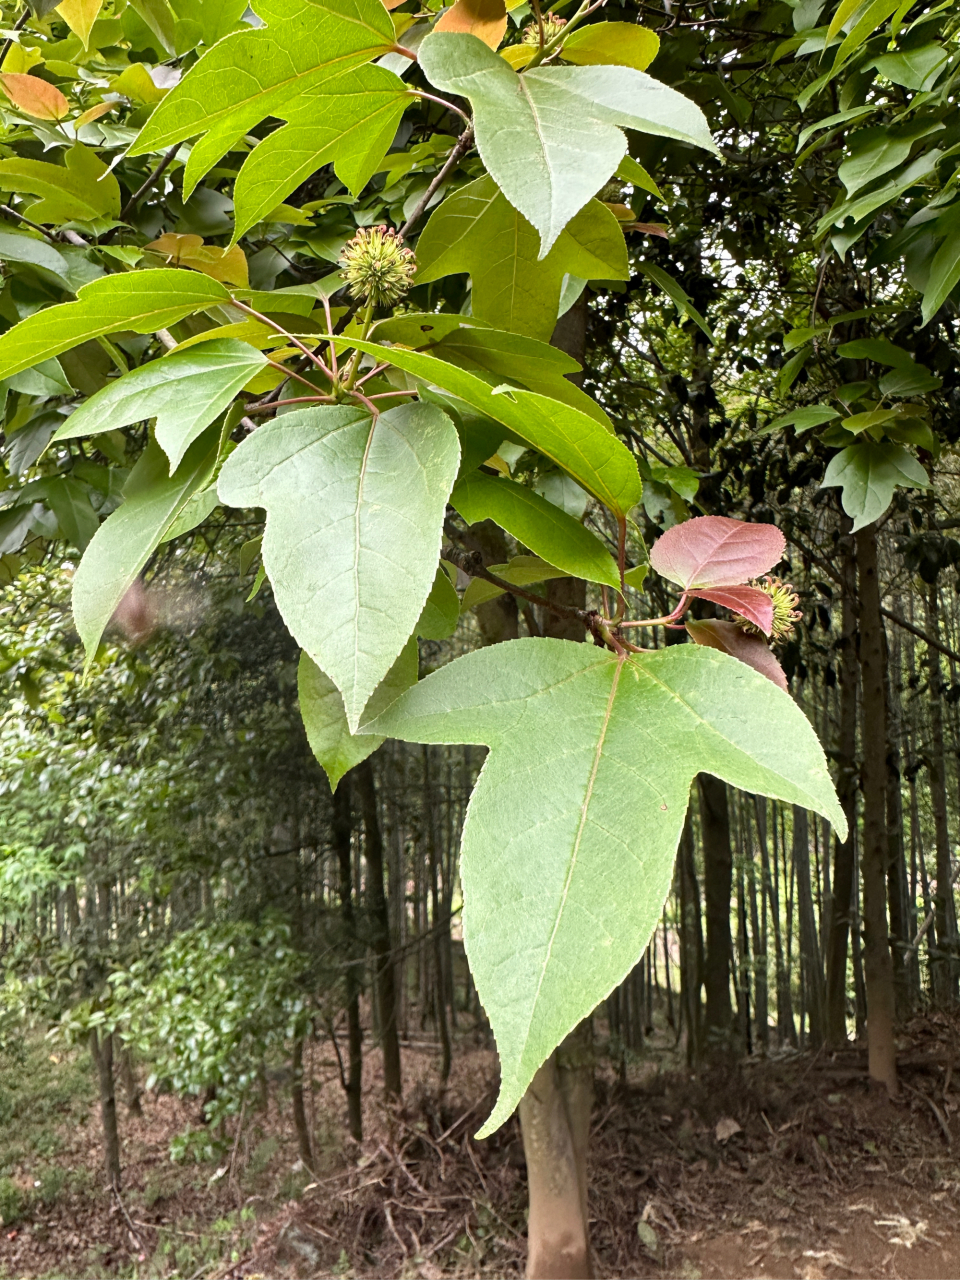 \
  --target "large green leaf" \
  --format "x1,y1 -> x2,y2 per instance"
217,402 -> 460,730
0,271 -> 231,382
73,428 -> 221,666
0,144 -> 121,224
837,122 -> 943,199
418,32 -> 717,255
366,638 -> 846,1135
821,441 -> 930,531
451,471 -> 620,587
130,0 -> 397,191
342,339 -> 643,515
299,636 -> 418,791
231,66 -> 411,240
52,339 -> 267,473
